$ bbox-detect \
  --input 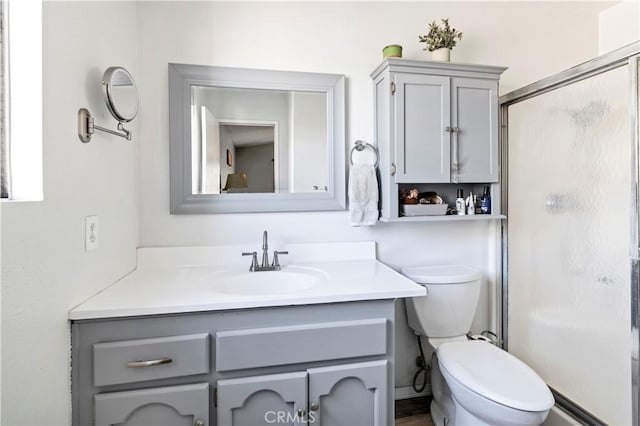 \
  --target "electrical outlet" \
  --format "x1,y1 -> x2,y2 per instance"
85,215 -> 99,252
